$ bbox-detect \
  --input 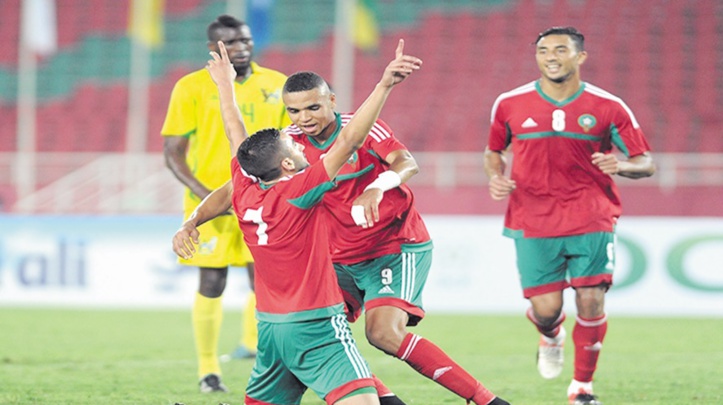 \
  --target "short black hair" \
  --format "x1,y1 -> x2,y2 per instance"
207,15 -> 246,42
535,26 -> 585,52
283,71 -> 330,94
237,128 -> 284,182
